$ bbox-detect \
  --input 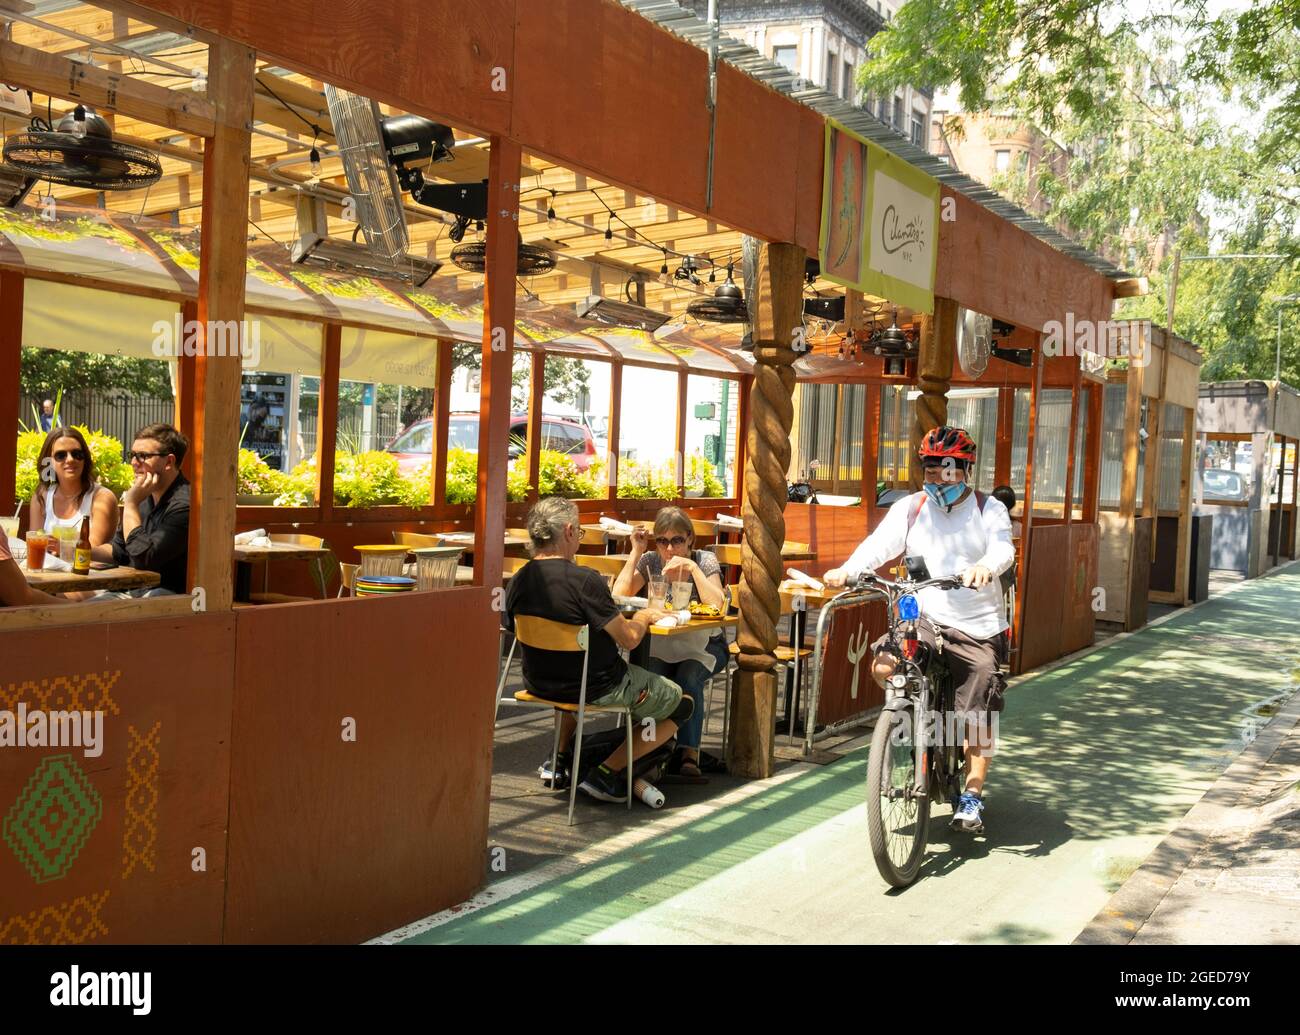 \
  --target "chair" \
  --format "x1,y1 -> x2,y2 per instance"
689,518 -> 717,544
709,543 -> 742,568
251,533 -> 329,603
574,554 -> 628,579
337,562 -> 359,597
495,615 -> 634,824
393,531 -> 442,549
503,556 -> 530,577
